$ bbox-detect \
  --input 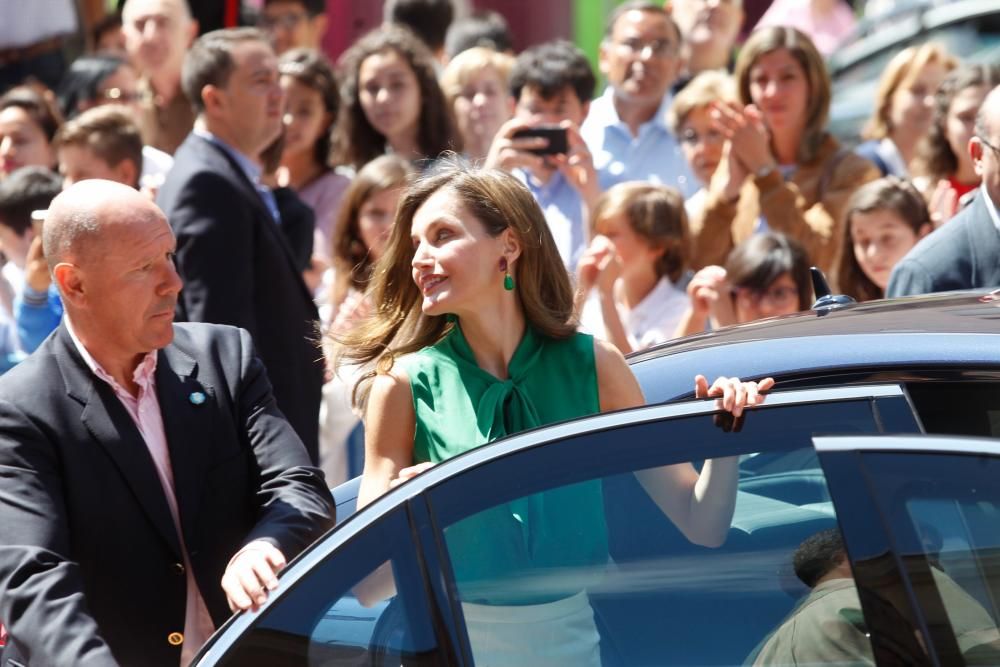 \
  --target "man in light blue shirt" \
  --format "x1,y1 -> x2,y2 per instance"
581,2 -> 697,198
485,40 -> 600,272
